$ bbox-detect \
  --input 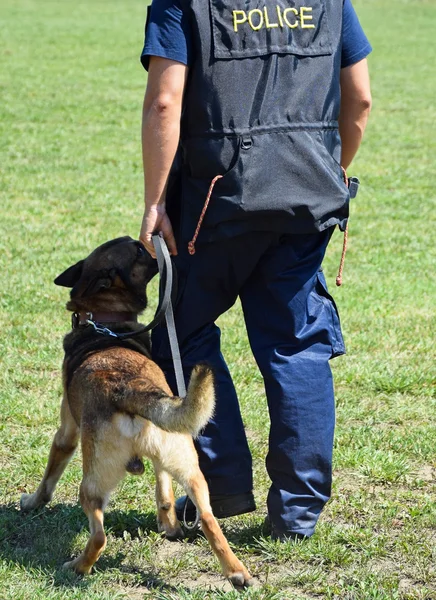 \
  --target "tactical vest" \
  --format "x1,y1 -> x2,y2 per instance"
175,0 -> 349,243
